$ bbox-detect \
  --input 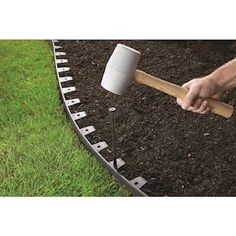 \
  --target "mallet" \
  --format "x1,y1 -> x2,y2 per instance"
101,43 -> 234,118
